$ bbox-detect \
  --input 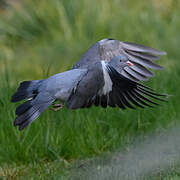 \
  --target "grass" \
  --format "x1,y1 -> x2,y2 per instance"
0,0 -> 180,179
